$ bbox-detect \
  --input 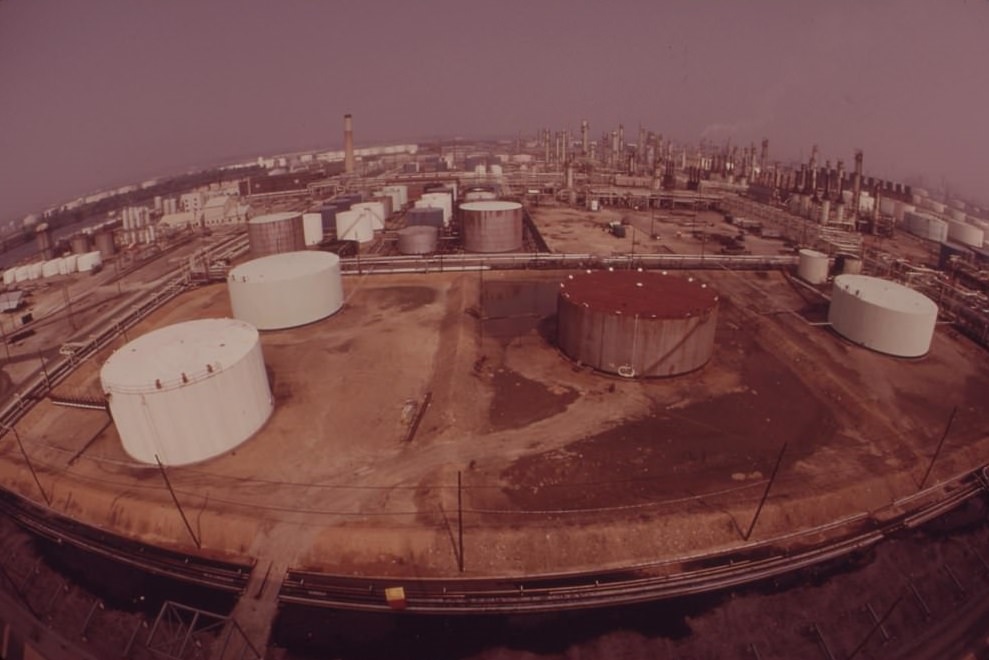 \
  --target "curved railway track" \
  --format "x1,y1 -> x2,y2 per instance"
0,238 -> 985,618
280,476 -> 987,614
